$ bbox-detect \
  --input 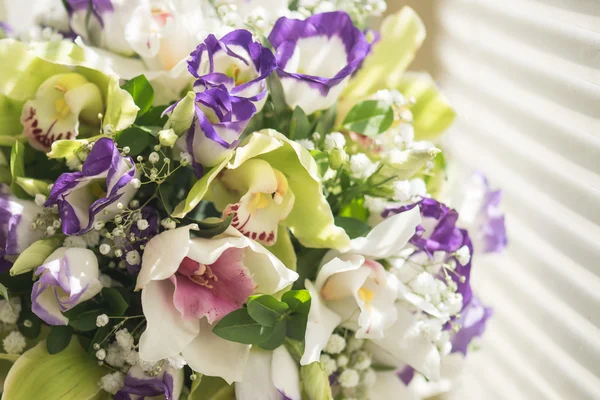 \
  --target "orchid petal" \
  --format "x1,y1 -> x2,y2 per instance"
182,319 -> 250,384
351,205 -> 421,259
139,280 -> 199,362
301,280 -> 342,365
368,371 -> 419,400
235,349 -> 280,400
272,346 -> 301,400
136,225 -> 194,290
